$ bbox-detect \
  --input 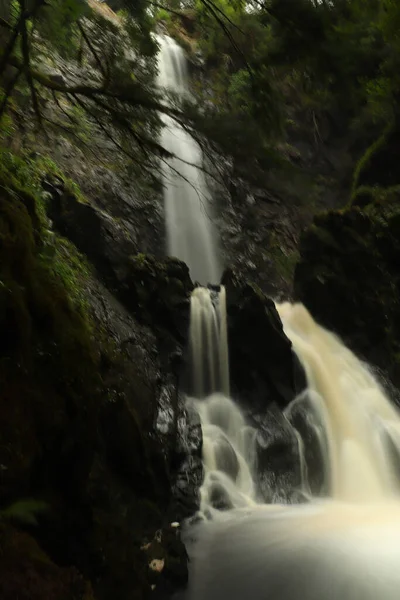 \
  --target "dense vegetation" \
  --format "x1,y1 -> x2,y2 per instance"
1,0 -> 399,191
